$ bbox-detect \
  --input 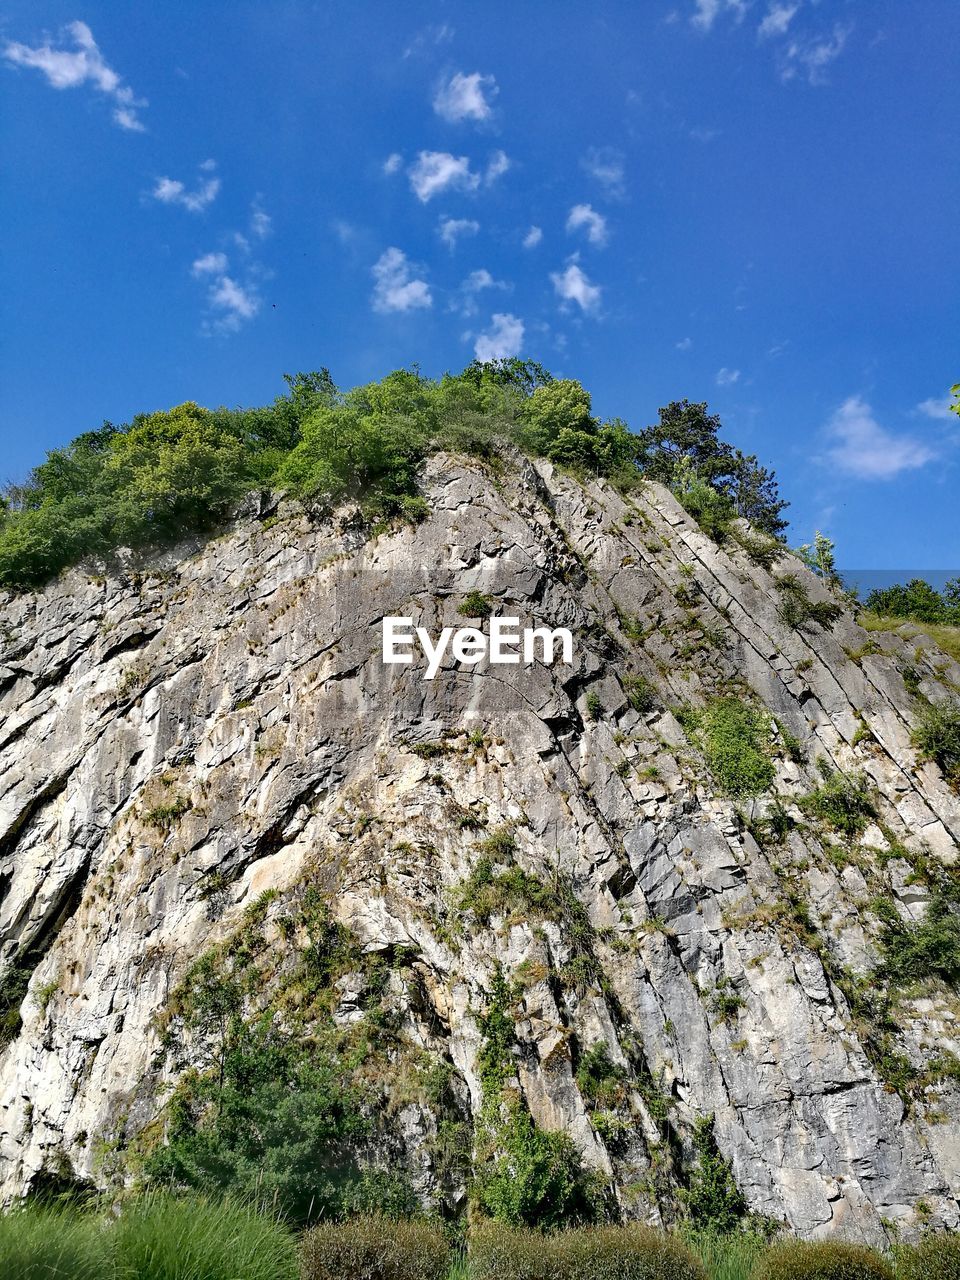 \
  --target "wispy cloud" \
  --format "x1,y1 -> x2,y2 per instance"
3,20 -> 147,131
780,24 -> 851,84
250,200 -> 272,239
581,146 -> 626,198
452,269 -> 509,317
758,3 -> 800,39
192,252 -> 229,277
403,23 -> 454,60
823,396 -> 937,480
207,276 -> 261,331
551,261 -> 601,313
522,225 -> 543,249
438,217 -> 480,249
474,313 -> 525,362
433,71 -> 498,123
566,203 -> 609,247
485,150 -> 510,183
916,393 -> 957,422
371,247 -> 432,313
691,0 -> 749,33
152,160 -> 221,213
716,367 -> 741,385
676,337 -> 693,351
383,152 -> 404,176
